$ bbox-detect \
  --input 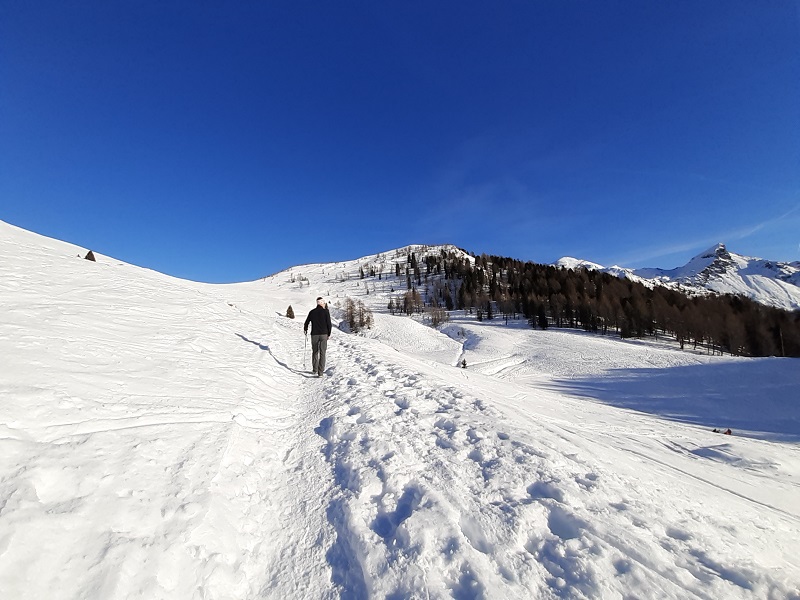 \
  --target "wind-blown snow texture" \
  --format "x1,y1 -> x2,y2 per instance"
1,220 -> 799,599
557,243 -> 800,312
